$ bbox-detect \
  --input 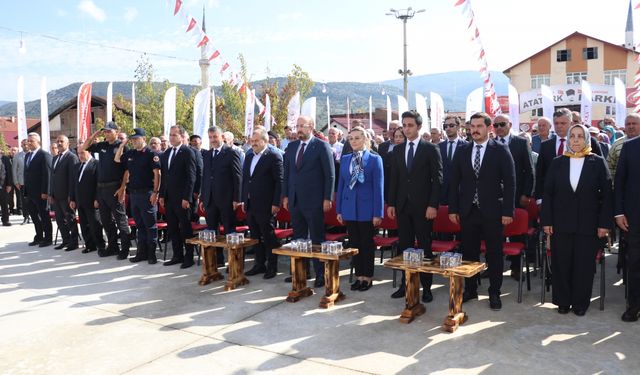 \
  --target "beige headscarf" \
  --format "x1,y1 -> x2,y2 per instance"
563,124 -> 592,158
